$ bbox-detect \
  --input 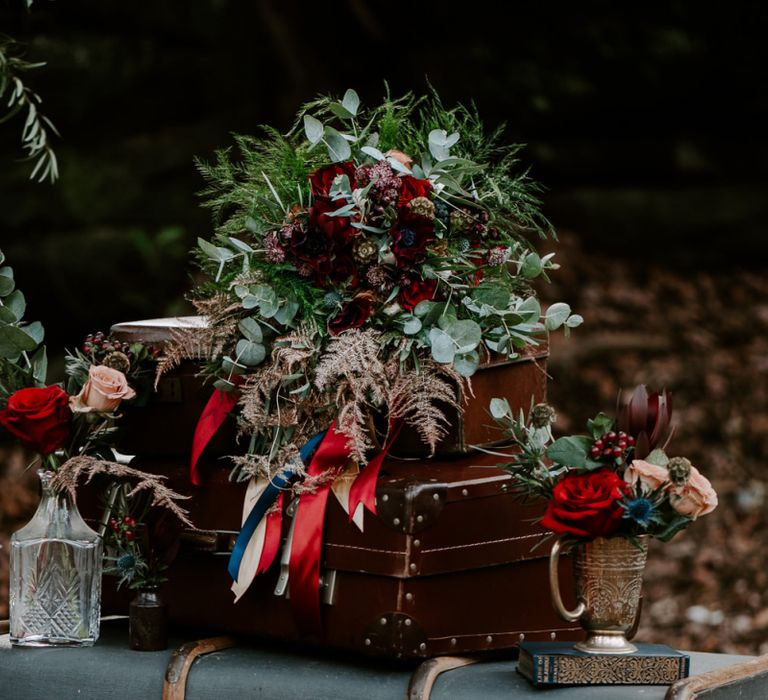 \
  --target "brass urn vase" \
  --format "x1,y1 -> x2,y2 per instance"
549,535 -> 648,654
